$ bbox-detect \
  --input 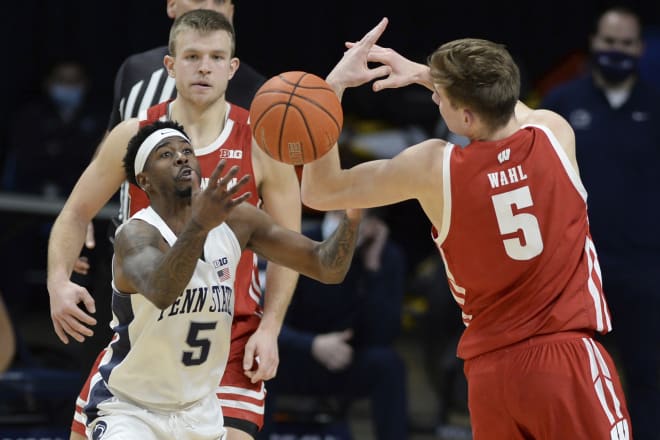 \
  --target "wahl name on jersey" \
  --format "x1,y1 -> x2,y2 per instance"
157,284 -> 233,321
487,164 -> 528,189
